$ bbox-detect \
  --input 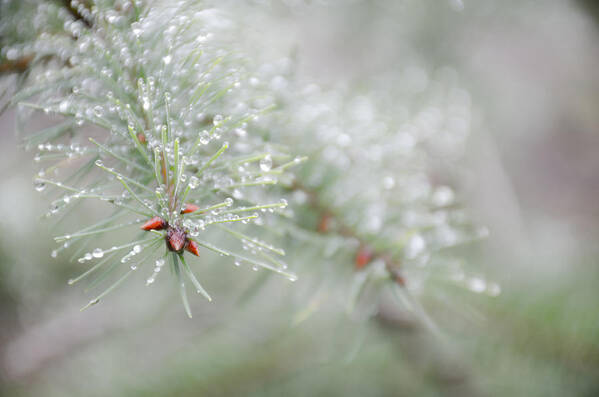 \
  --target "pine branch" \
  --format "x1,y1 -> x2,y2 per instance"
289,180 -> 406,285
8,0 -> 300,316
4,0 -> 490,321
